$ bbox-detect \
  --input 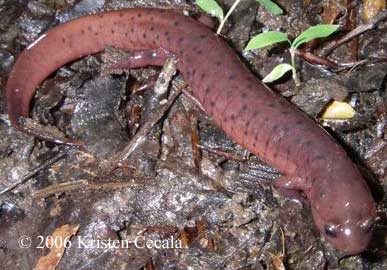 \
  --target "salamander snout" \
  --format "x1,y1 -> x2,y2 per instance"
322,218 -> 375,255
309,165 -> 377,254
